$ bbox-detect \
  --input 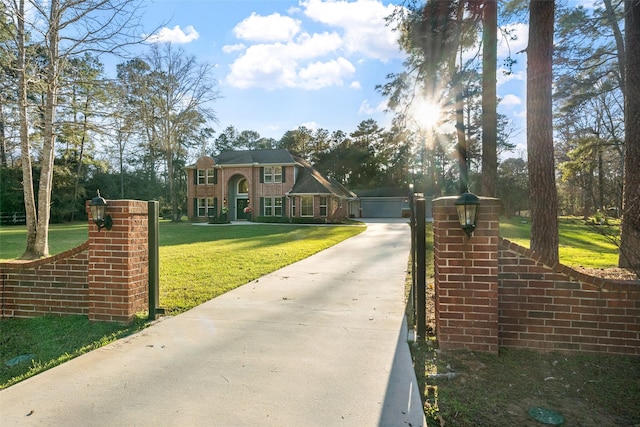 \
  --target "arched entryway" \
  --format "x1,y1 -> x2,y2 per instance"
228,174 -> 249,220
